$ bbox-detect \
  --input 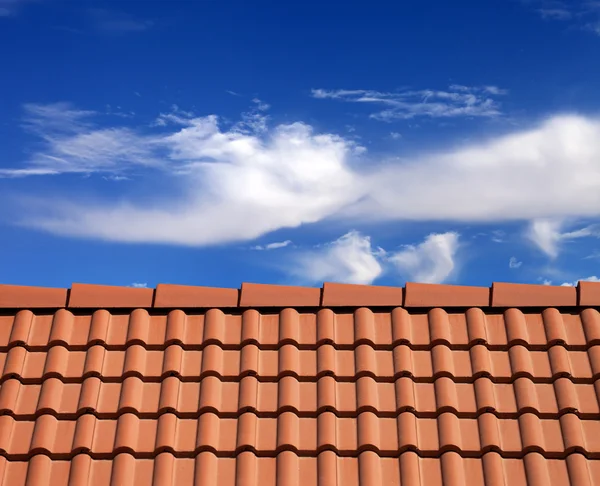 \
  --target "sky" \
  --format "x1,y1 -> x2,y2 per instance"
1,0 -> 600,290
